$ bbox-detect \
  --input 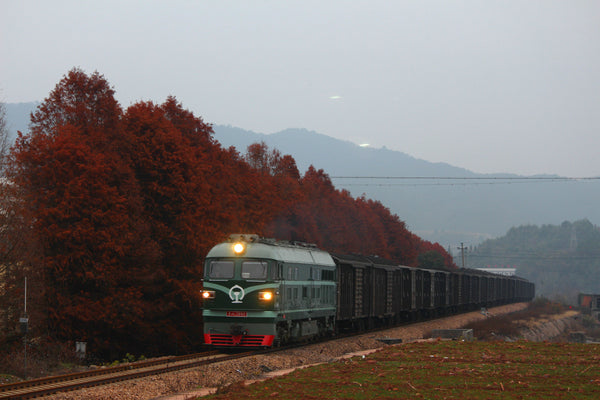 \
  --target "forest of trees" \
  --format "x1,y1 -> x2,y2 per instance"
0,69 -> 454,360
468,219 -> 600,304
